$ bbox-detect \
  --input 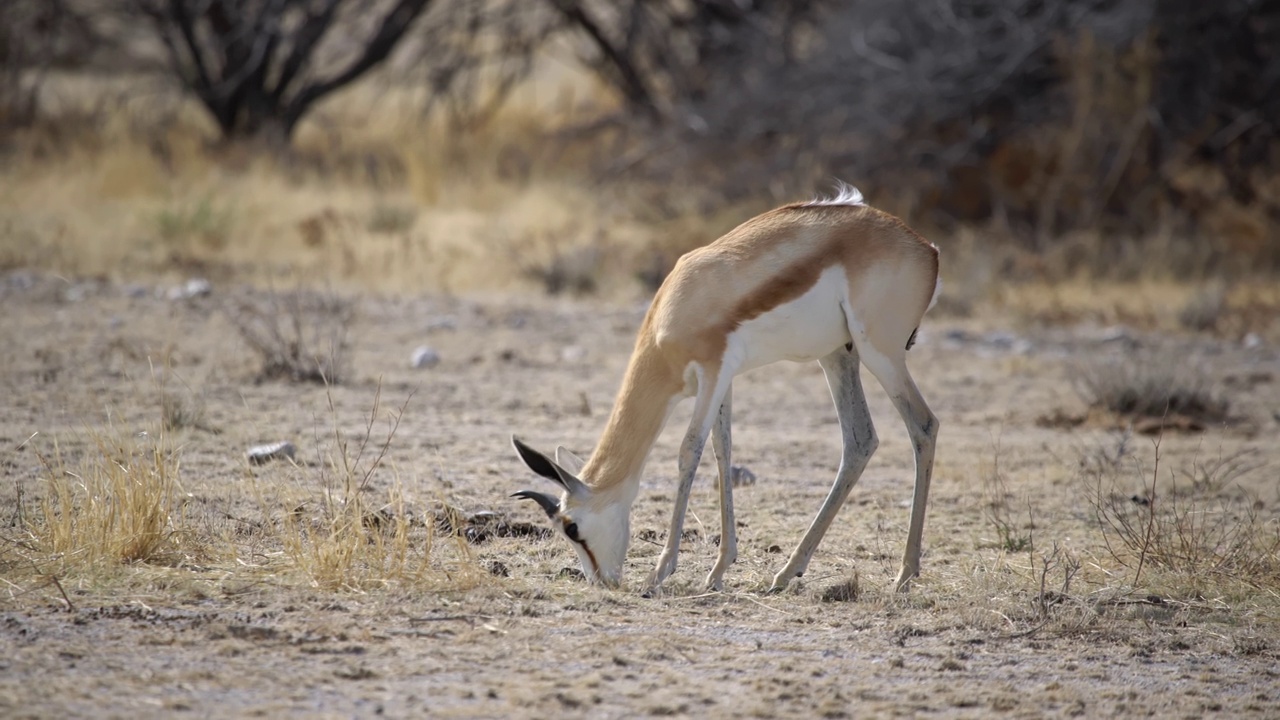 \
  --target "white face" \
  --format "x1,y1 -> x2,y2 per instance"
557,492 -> 631,587
511,437 -> 633,587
